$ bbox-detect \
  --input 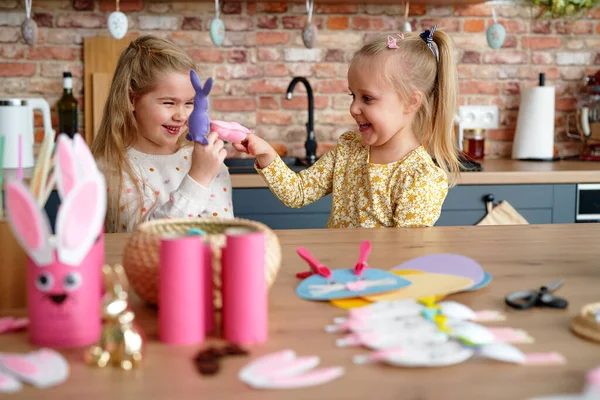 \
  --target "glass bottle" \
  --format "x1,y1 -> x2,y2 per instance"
57,71 -> 78,138
463,128 -> 486,160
